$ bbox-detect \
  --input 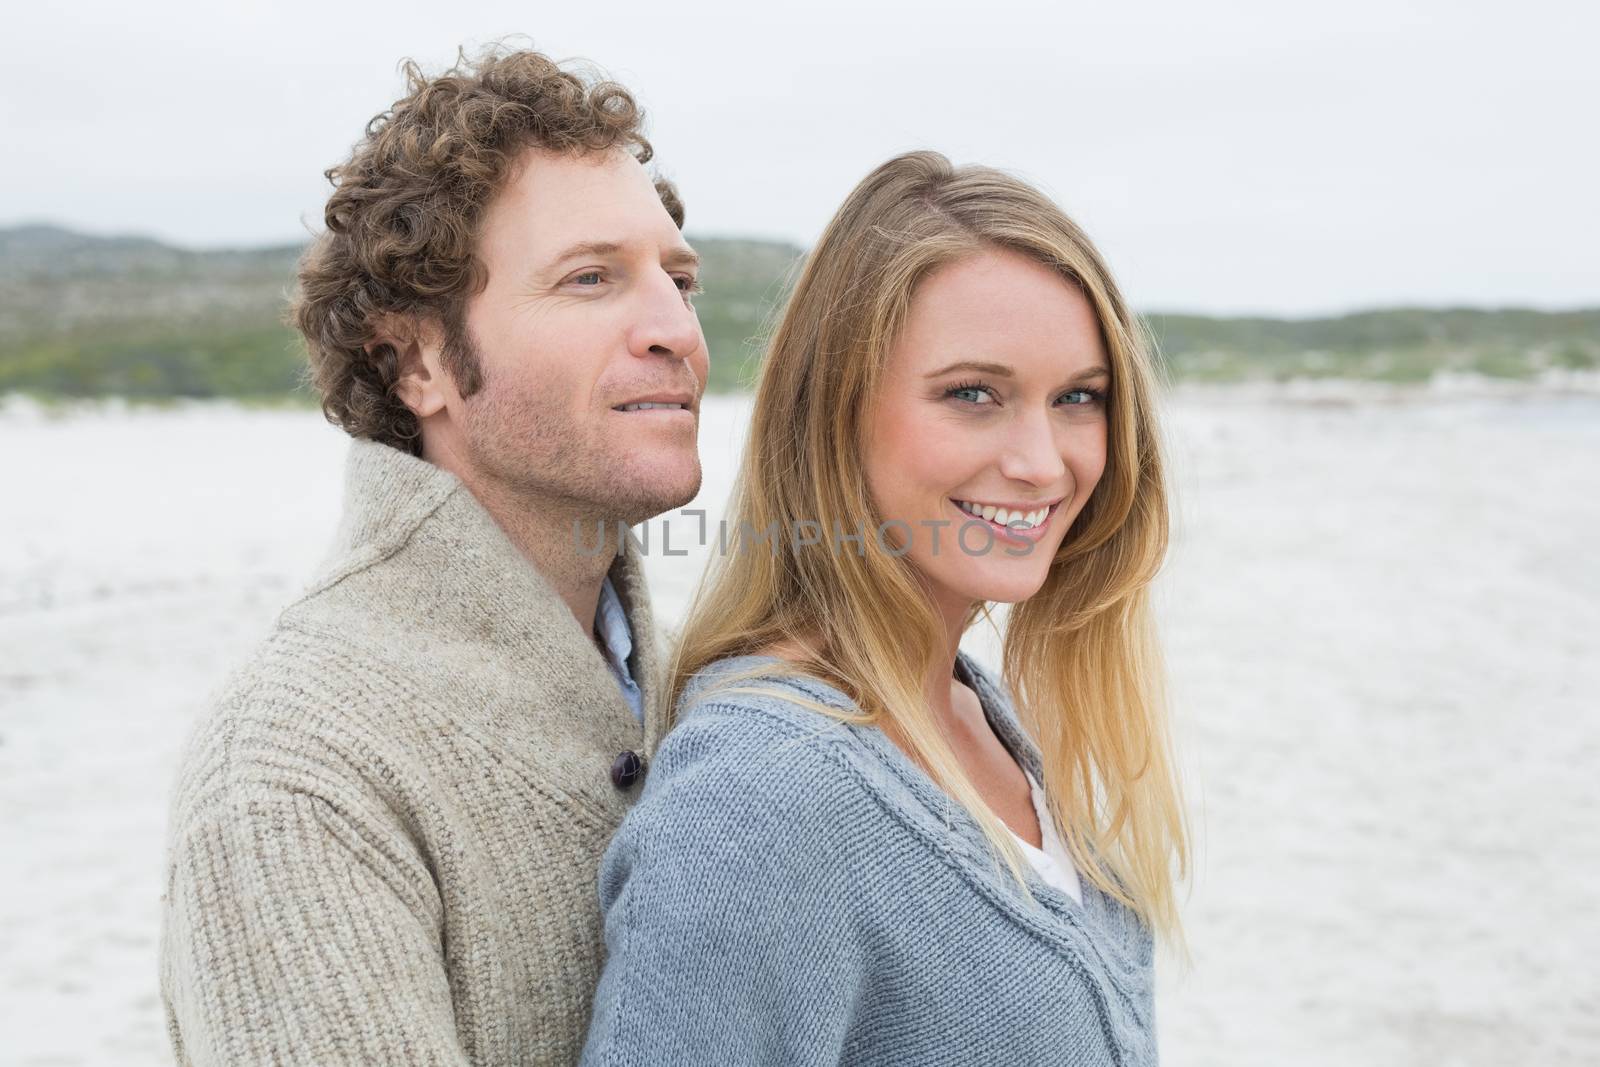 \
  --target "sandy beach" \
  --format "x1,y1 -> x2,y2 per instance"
2,384 -> 1596,1066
